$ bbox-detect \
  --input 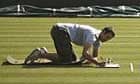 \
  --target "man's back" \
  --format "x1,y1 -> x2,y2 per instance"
56,23 -> 101,46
